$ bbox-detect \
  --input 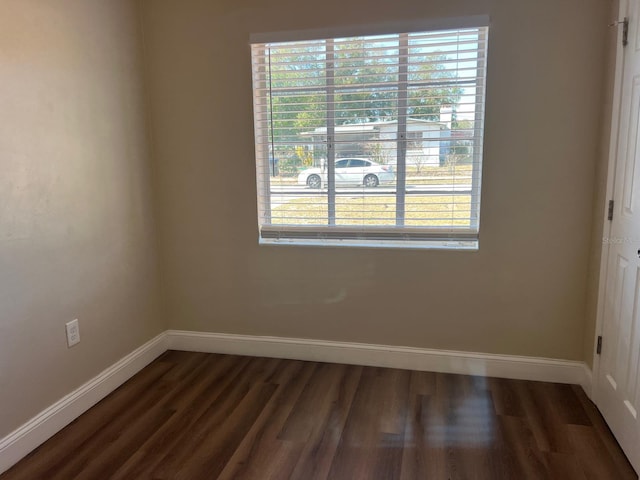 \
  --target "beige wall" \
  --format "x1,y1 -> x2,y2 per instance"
139,0 -> 612,361
0,1 -> 161,437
